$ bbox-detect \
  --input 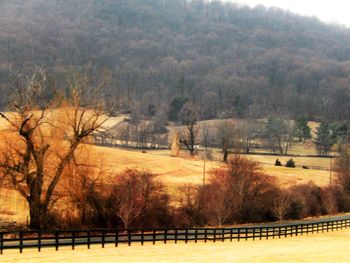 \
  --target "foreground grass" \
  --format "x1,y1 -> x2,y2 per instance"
1,229 -> 349,262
